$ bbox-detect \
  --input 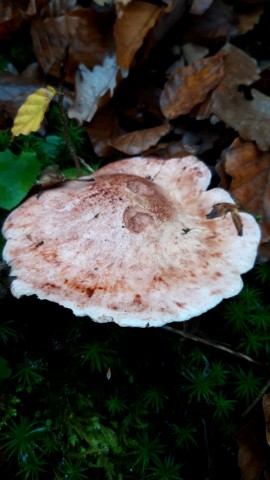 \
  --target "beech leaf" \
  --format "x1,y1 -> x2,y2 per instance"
160,50 -> 225,119
31,8 -> 106,82
109,124 -> 171,155
11,86 -> 56,138
196,45 -> 270,151
113,1 -> 161,71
